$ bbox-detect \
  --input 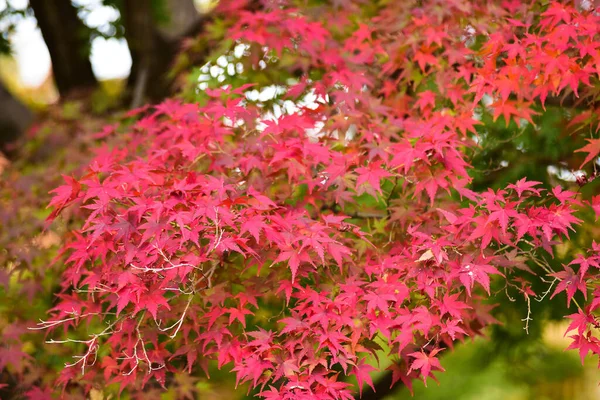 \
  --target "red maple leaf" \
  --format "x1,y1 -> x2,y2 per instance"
575,138 -> 600,168
408,348 -> 445,386
551,266 -> 588,307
